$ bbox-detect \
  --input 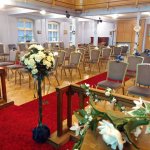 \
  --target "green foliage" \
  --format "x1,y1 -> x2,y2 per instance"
128,108 -> 147,117
72,84 -> 150,150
